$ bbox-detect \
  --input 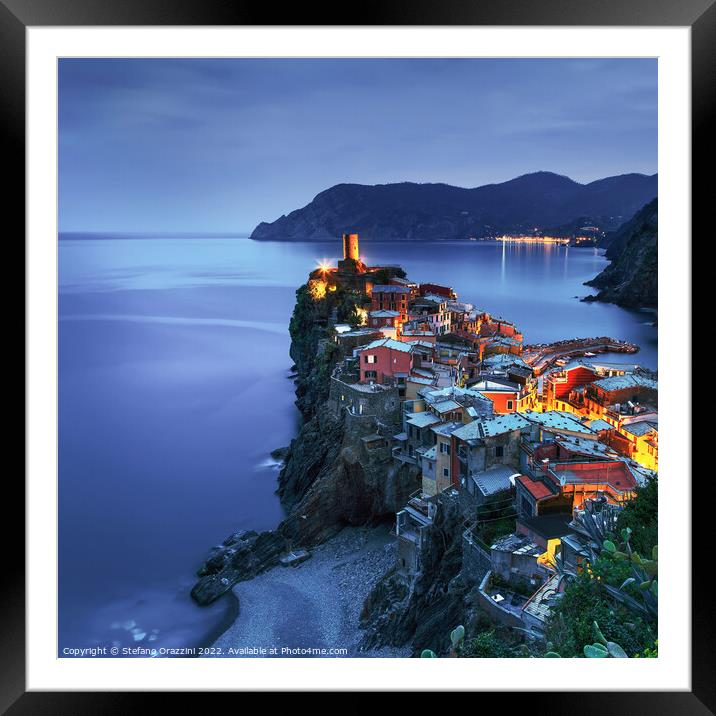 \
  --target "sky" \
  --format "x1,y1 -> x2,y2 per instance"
59,58 -> 657,233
